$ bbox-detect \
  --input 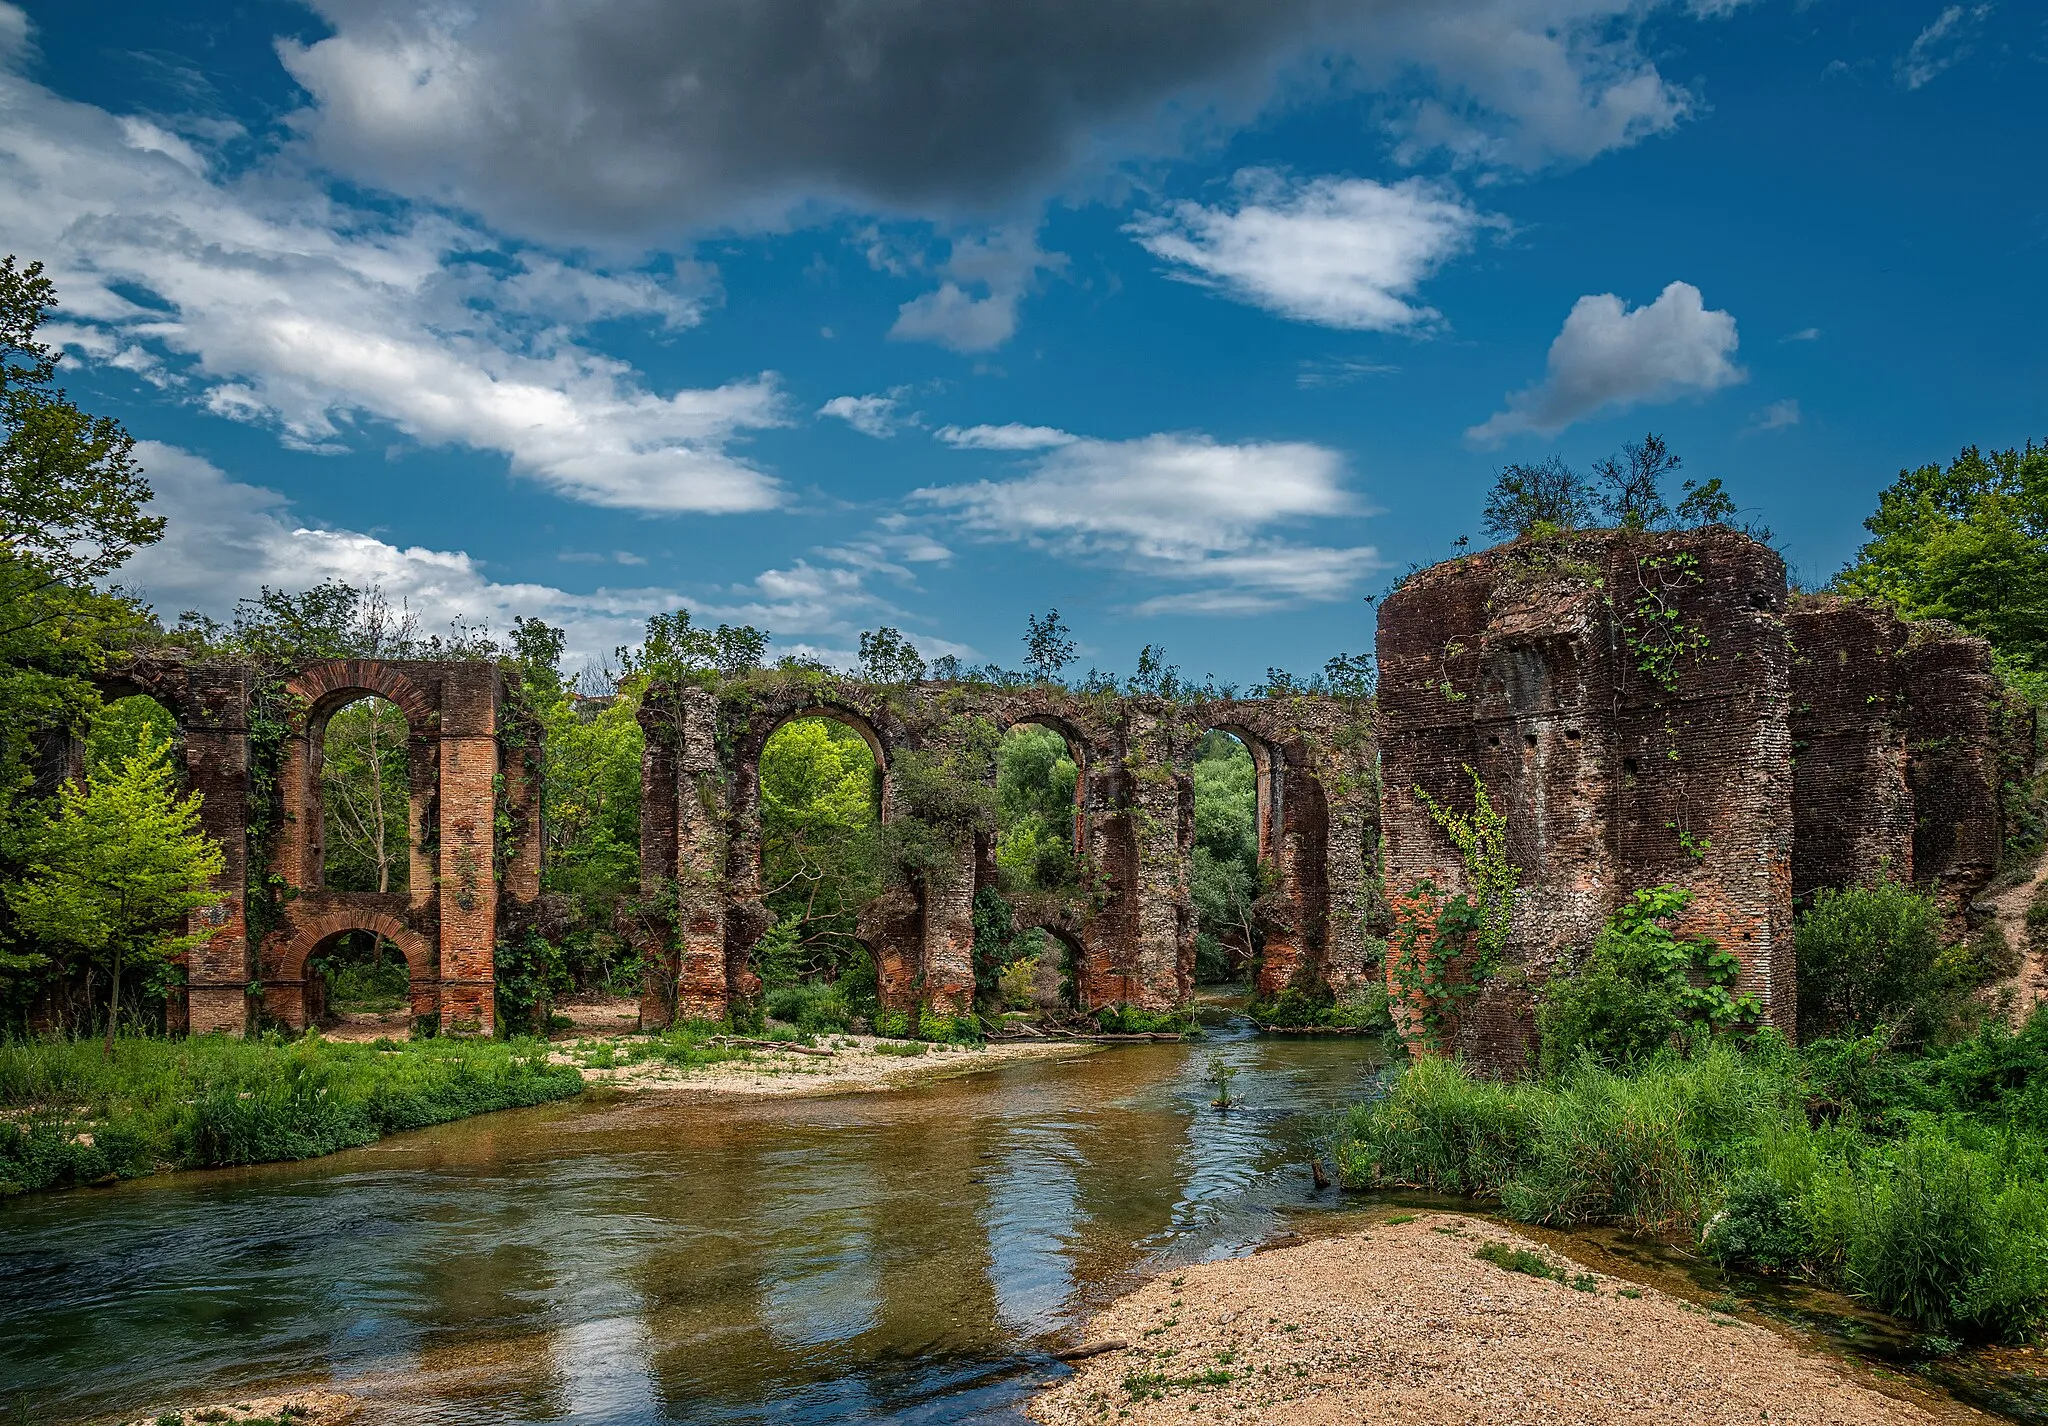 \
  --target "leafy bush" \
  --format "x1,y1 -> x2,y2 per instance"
1248,984 -> 1393,1034
1795,881 -> 1956,1042
326,958 -> 409,1013
1537,885 -> 1756,1074
1093,1003 -> 1199,1035
1704,1166 -> 1814,1273
763,980 -> 853,1034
